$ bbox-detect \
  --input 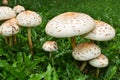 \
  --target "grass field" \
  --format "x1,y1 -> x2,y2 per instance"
0,0 -> 120,80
